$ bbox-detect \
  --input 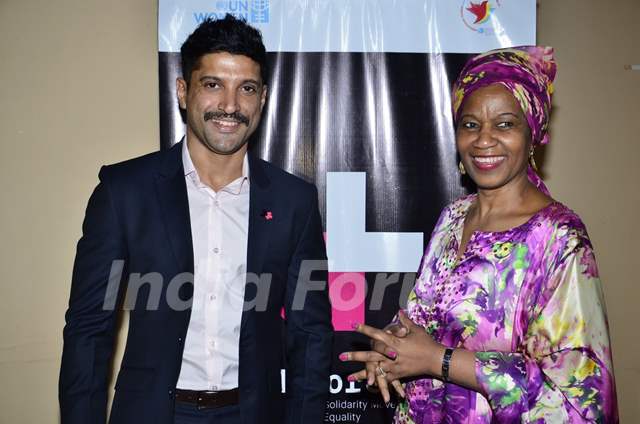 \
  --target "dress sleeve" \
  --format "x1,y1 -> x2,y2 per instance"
474,244 -> 618,422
